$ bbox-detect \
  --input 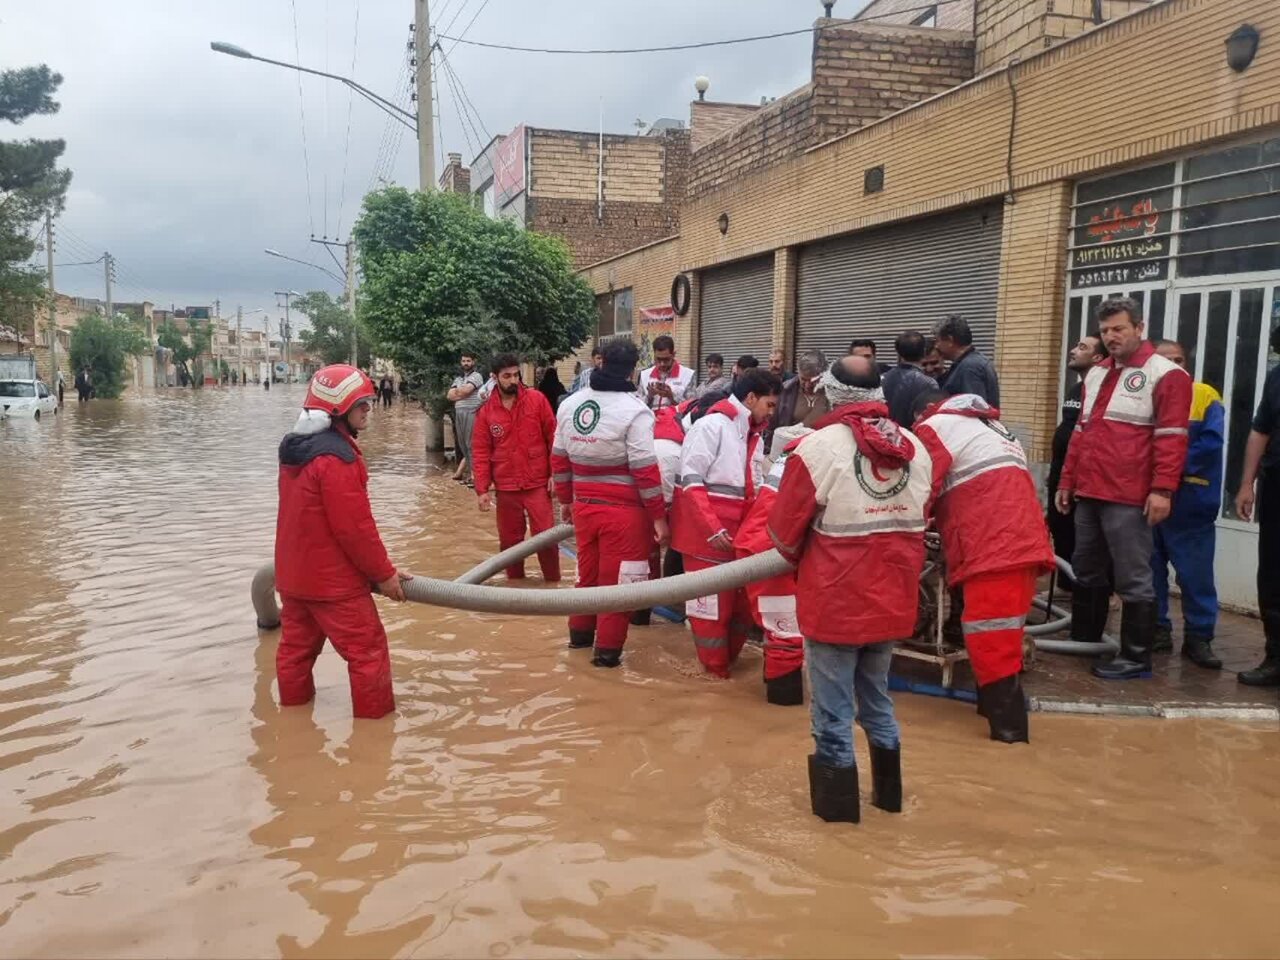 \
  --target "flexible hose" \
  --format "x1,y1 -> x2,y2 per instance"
455,524 -> 575,584
1024,557 -> 1119,655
